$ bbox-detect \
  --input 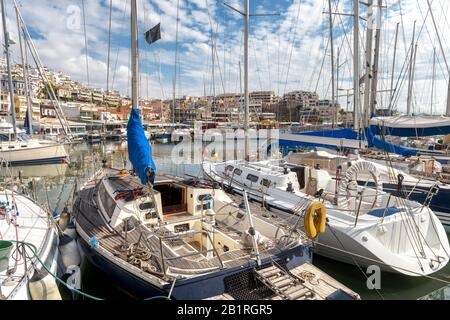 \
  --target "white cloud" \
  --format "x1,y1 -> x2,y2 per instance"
1,0 -> 449,115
